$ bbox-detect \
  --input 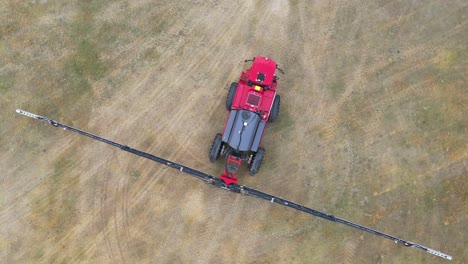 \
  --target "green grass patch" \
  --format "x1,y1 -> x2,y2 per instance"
48,158 -> 79,226
432,46 -> 466,86
328,78 -> 345,98
75,0 -> 104,24
323,50 -> 360,99
73,39 -> 107,80
334,191 -> 353,212
0,20 -> 19,40
141,47 -> 161,63
0,192 -> 5,208
72,15 -> 106,77
32,247 -> 45,261
273,108 -> 295,141
42,0 -> 109,123
0,3 -> 30,39
333,5 -> 358,41
131,170 -> 141,181
414,101 -> 446,132
96,22 -> 120,45
0,1 -> 49,39
29,155 -> 79,245
63,0 -> 107,89
150,15 -> 169,35
0,72 -> 15,95
62,58 -> 93,93
433,49 -> 458,71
